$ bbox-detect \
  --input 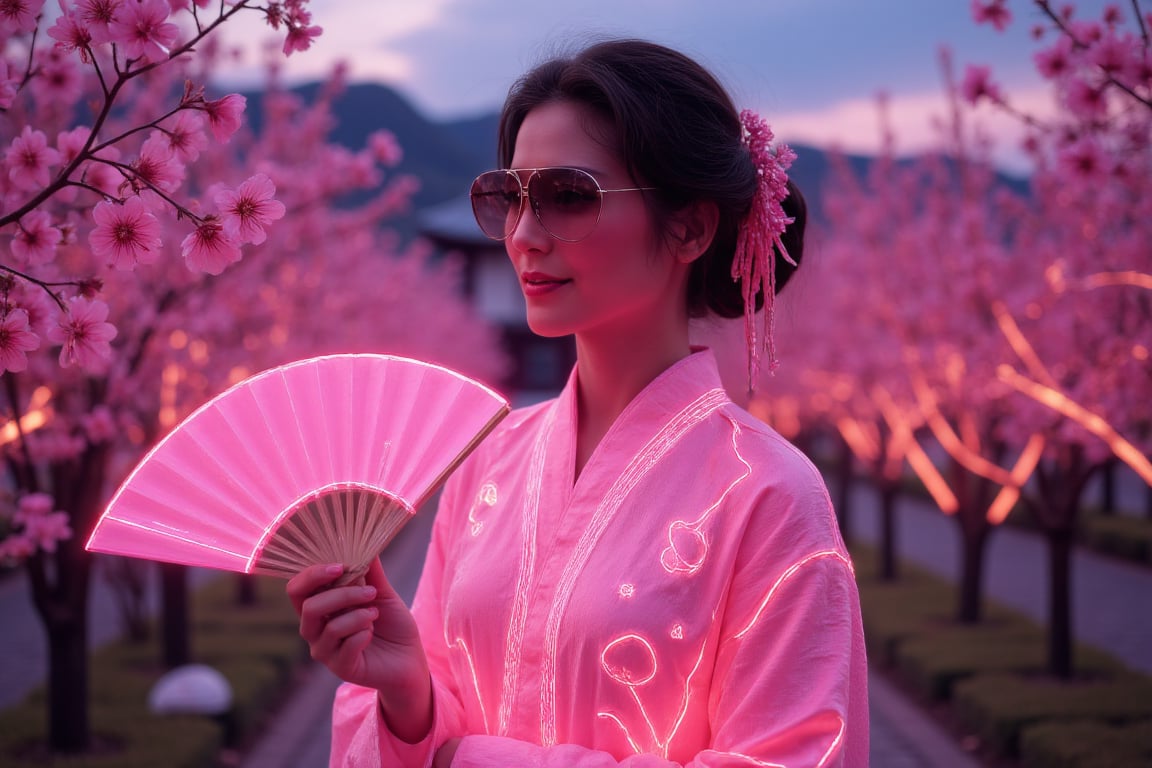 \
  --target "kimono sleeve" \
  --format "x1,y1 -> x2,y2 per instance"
444,464 -> 869,767
329,473 -> 471,768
